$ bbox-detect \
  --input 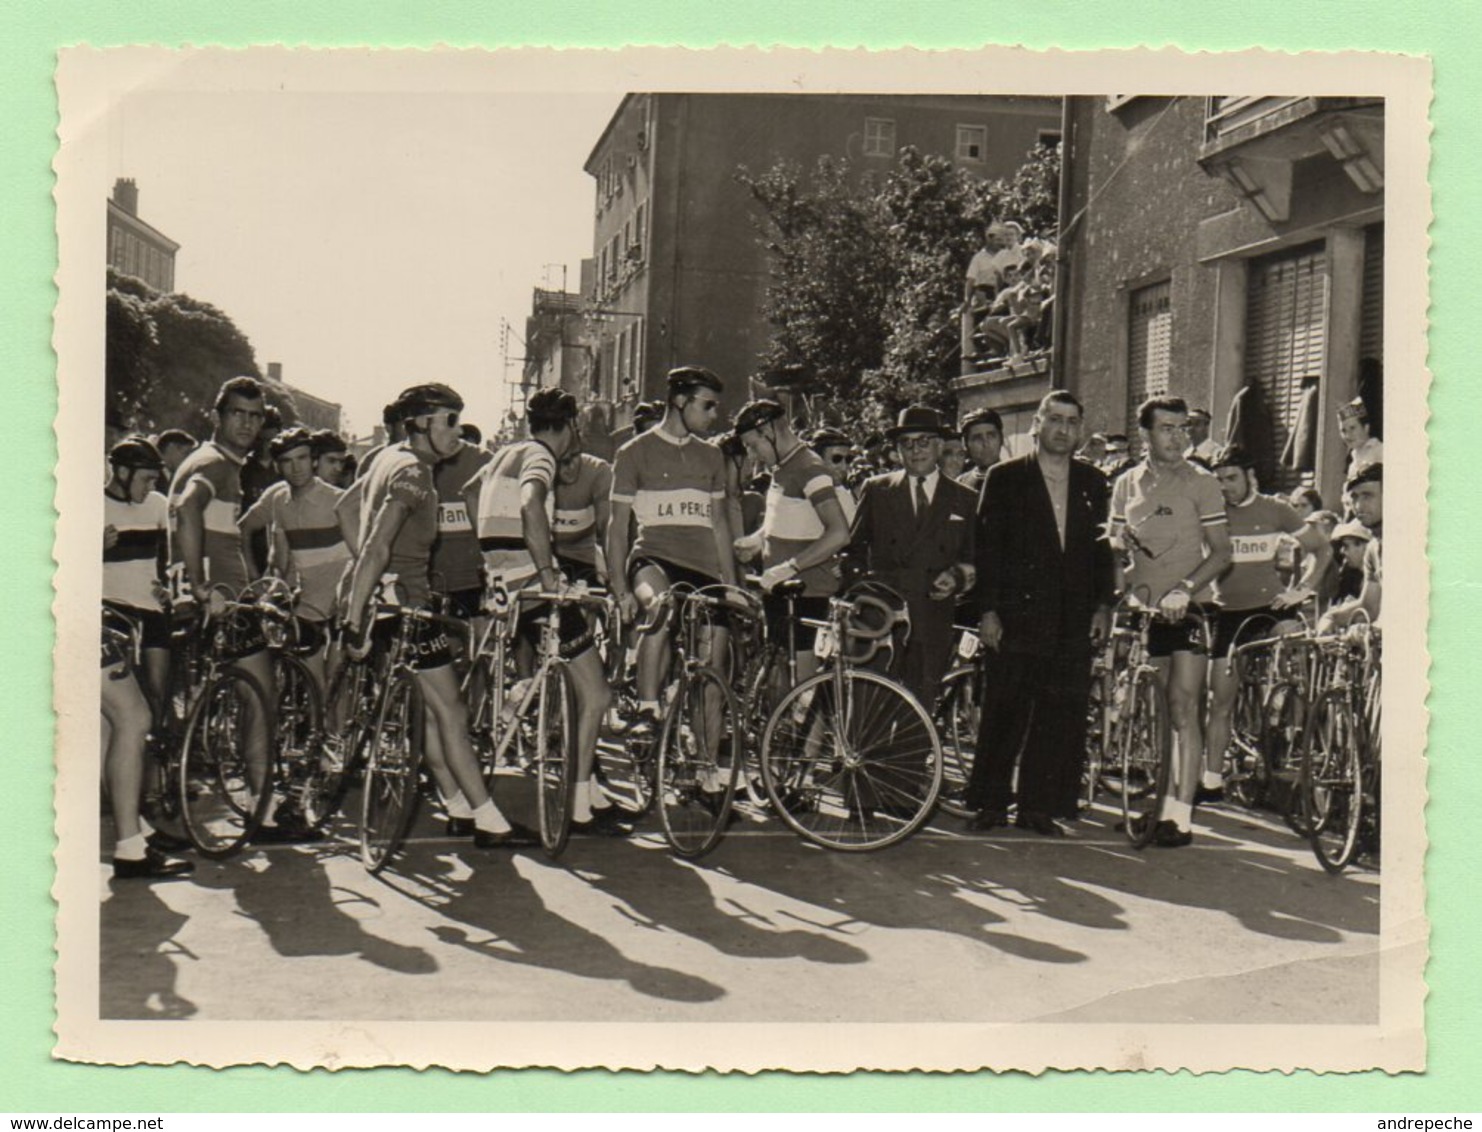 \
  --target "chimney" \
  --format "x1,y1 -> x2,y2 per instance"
112,178 -> 139,216
266,362 -> 283,383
